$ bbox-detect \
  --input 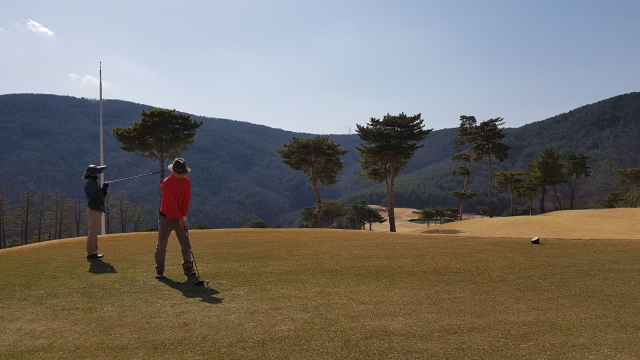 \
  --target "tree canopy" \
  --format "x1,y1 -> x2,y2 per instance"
112,108 -> 203,185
